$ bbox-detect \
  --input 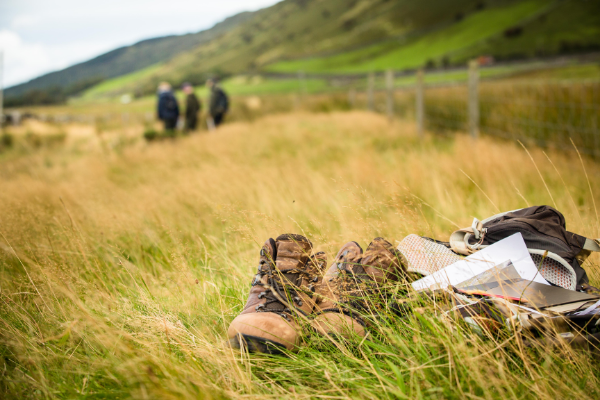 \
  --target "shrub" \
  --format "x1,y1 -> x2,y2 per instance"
0,132 -> 14,150
143,128 -> 159,141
